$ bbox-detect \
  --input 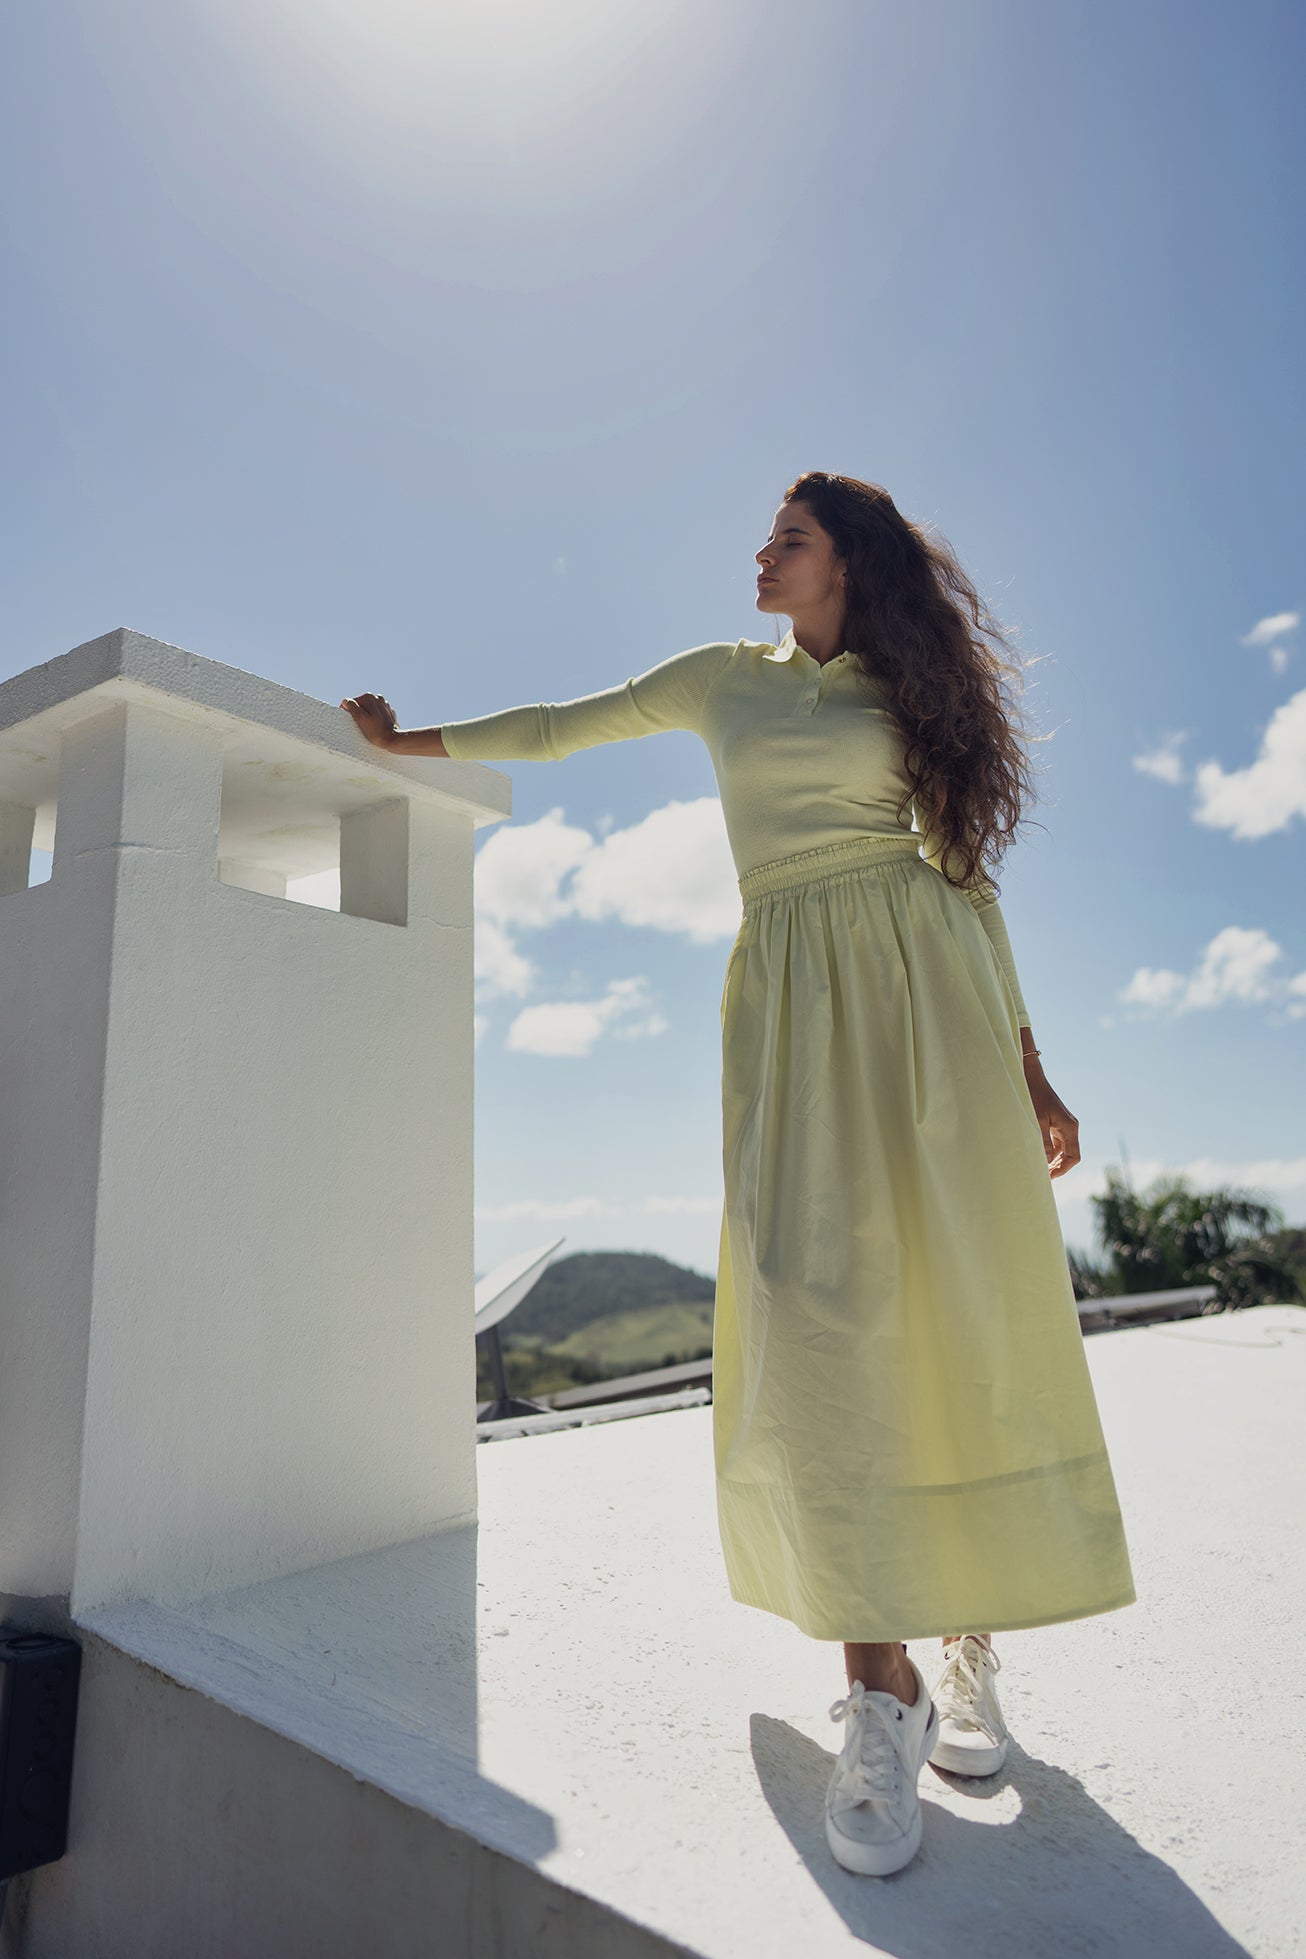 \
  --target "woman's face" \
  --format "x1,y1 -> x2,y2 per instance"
755,500 -> 847,619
